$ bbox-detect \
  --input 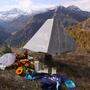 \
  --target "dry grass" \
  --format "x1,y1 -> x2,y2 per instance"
0,68 -> 41,90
